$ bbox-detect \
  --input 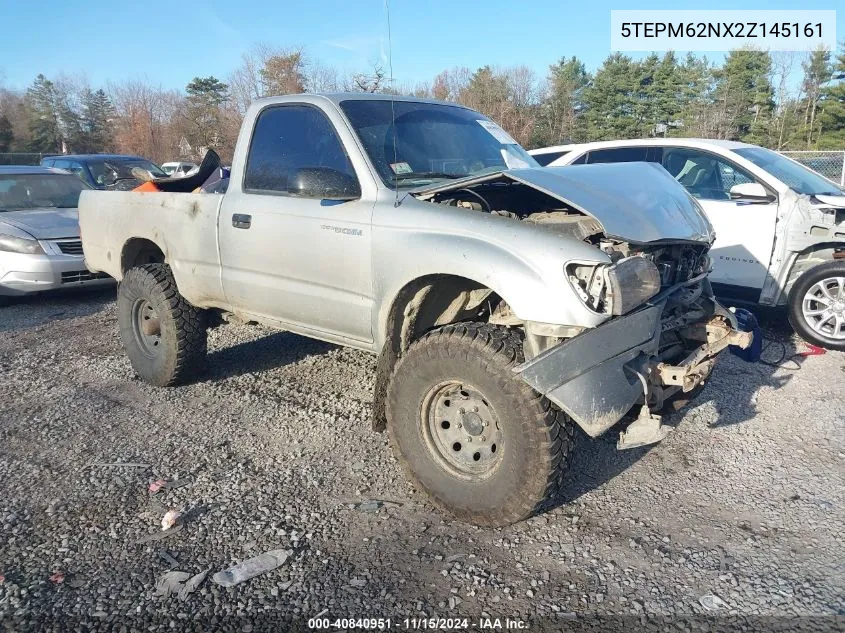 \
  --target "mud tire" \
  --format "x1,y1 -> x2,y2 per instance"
386,322 -> 575,526
117,263 -> 207,386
